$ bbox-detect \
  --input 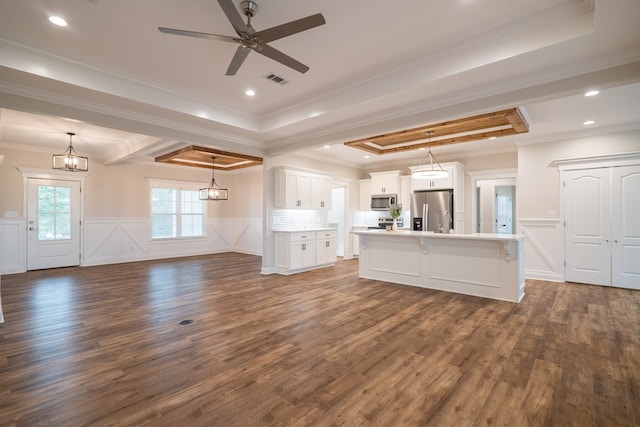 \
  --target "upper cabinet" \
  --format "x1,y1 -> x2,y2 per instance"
275,167 -> 332,210
311,174 -> 332,210
359,179 -> 372,210
399,175 -> 412,210
411,164 -> 455,191
370,170 -> 400,195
